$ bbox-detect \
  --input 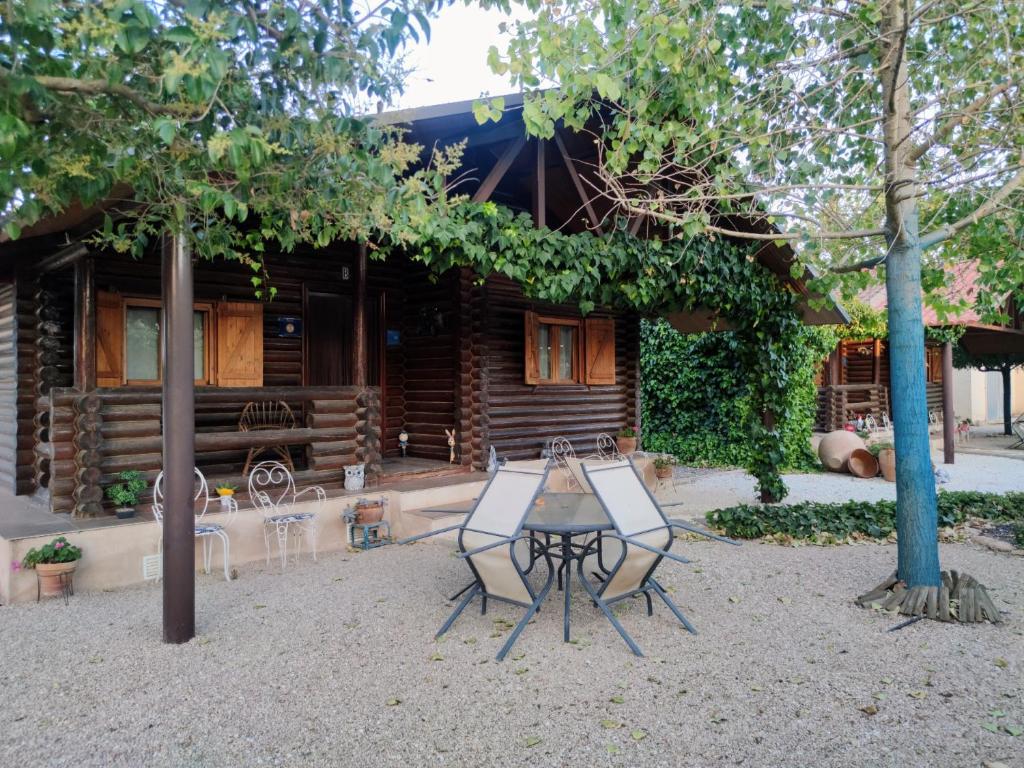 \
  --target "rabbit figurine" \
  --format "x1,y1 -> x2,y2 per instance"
445,428 -> 456,464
